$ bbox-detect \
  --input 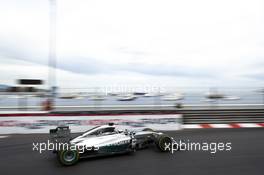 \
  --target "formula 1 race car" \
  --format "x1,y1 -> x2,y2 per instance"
50,123 -> 175,166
